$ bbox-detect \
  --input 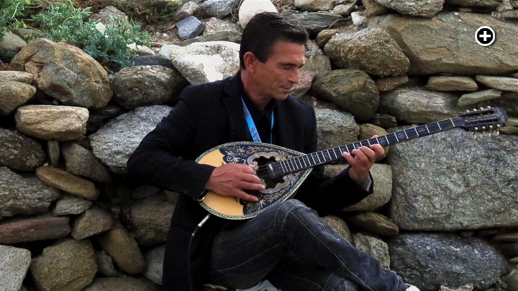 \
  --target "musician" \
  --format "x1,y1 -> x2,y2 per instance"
127,12 -> 416,291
